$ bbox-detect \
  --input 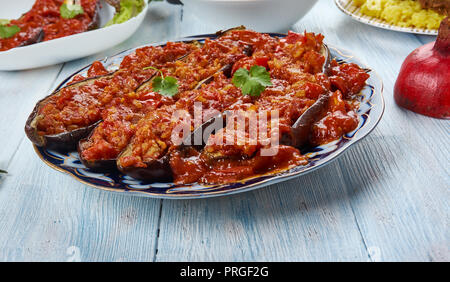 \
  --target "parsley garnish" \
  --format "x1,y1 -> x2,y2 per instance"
0,23 -> 20,39
60,1 -> 85,19
143,66 -> 179,96
0,169 -> 7,174
232,65 -> 272,97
